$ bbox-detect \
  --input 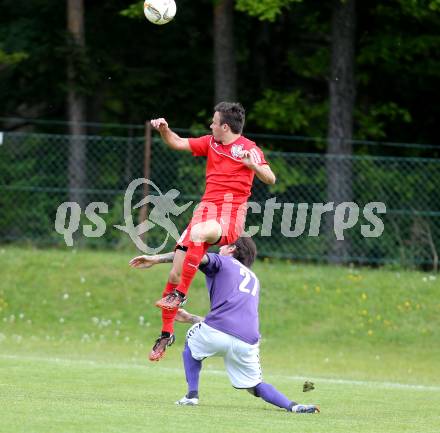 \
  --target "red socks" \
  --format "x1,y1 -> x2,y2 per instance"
161,281 -> 178,334
176,241 -> 210,296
